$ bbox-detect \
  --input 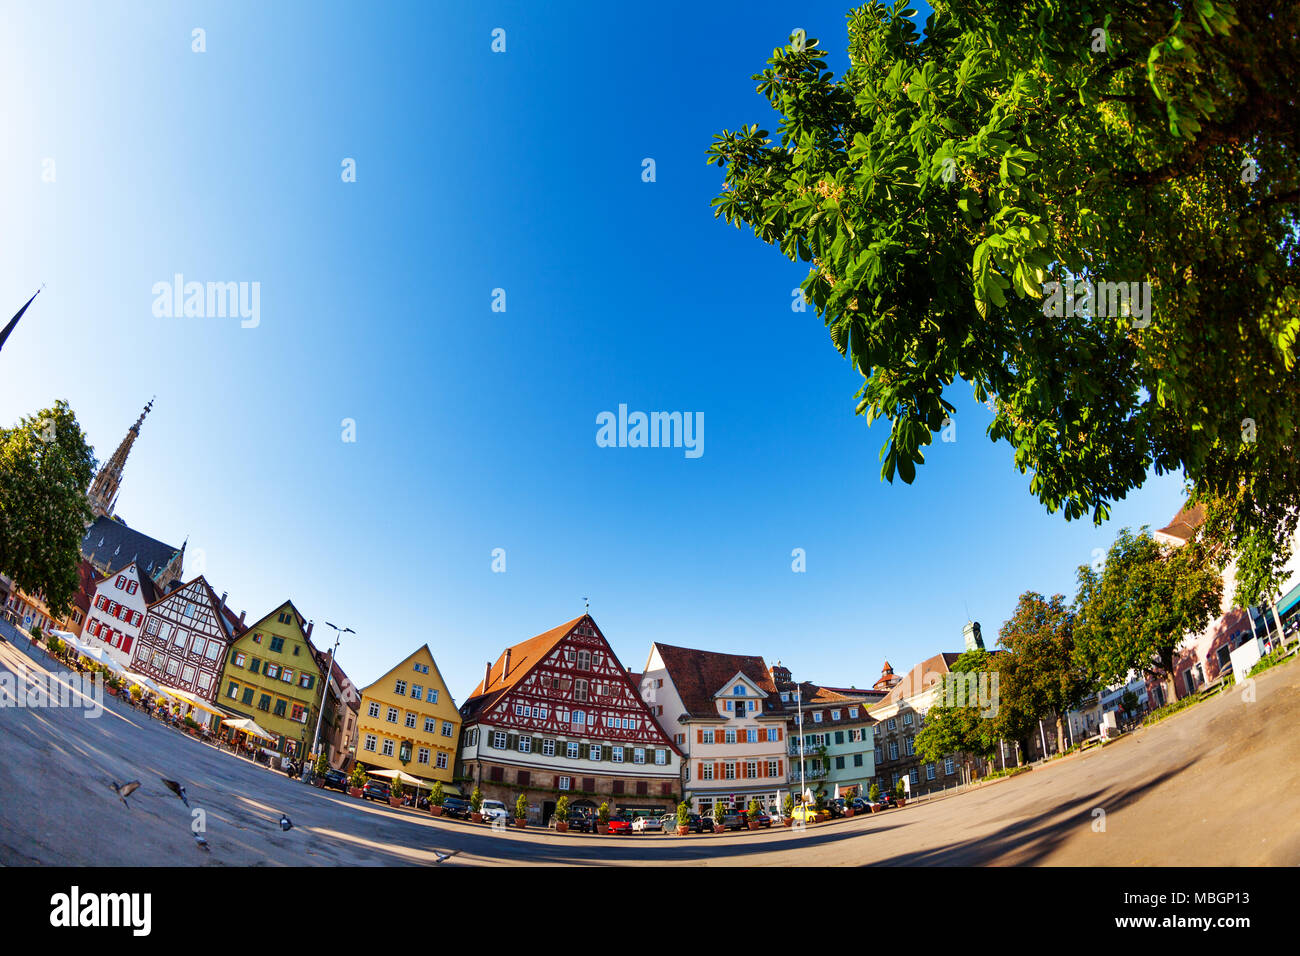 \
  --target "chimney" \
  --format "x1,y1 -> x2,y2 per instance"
305,621 -> 313,640
220,591 -> 228,609
503,648 -> 512,678
484,661 -> 492,692
239,610 -> 246,625
963,620 -> 984,651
